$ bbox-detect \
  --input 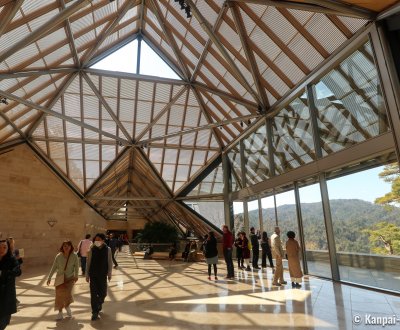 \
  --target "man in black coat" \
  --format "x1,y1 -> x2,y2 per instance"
250,227 -> 260,269
0,239 -> 21,329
